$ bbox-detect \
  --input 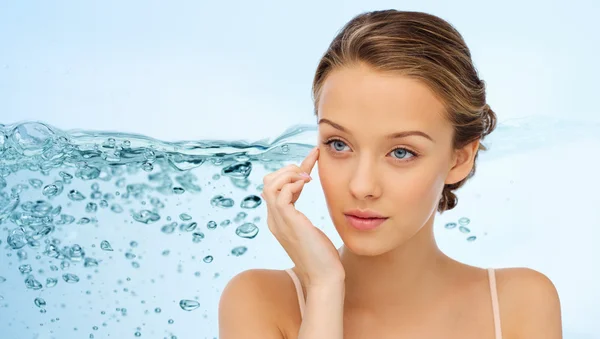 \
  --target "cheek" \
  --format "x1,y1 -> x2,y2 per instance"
388,165 -> 446,207
317,155 -> 341,199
